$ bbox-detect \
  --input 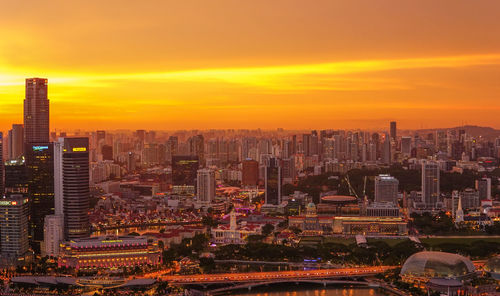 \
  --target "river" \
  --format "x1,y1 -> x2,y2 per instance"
236,286 -> 390,296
